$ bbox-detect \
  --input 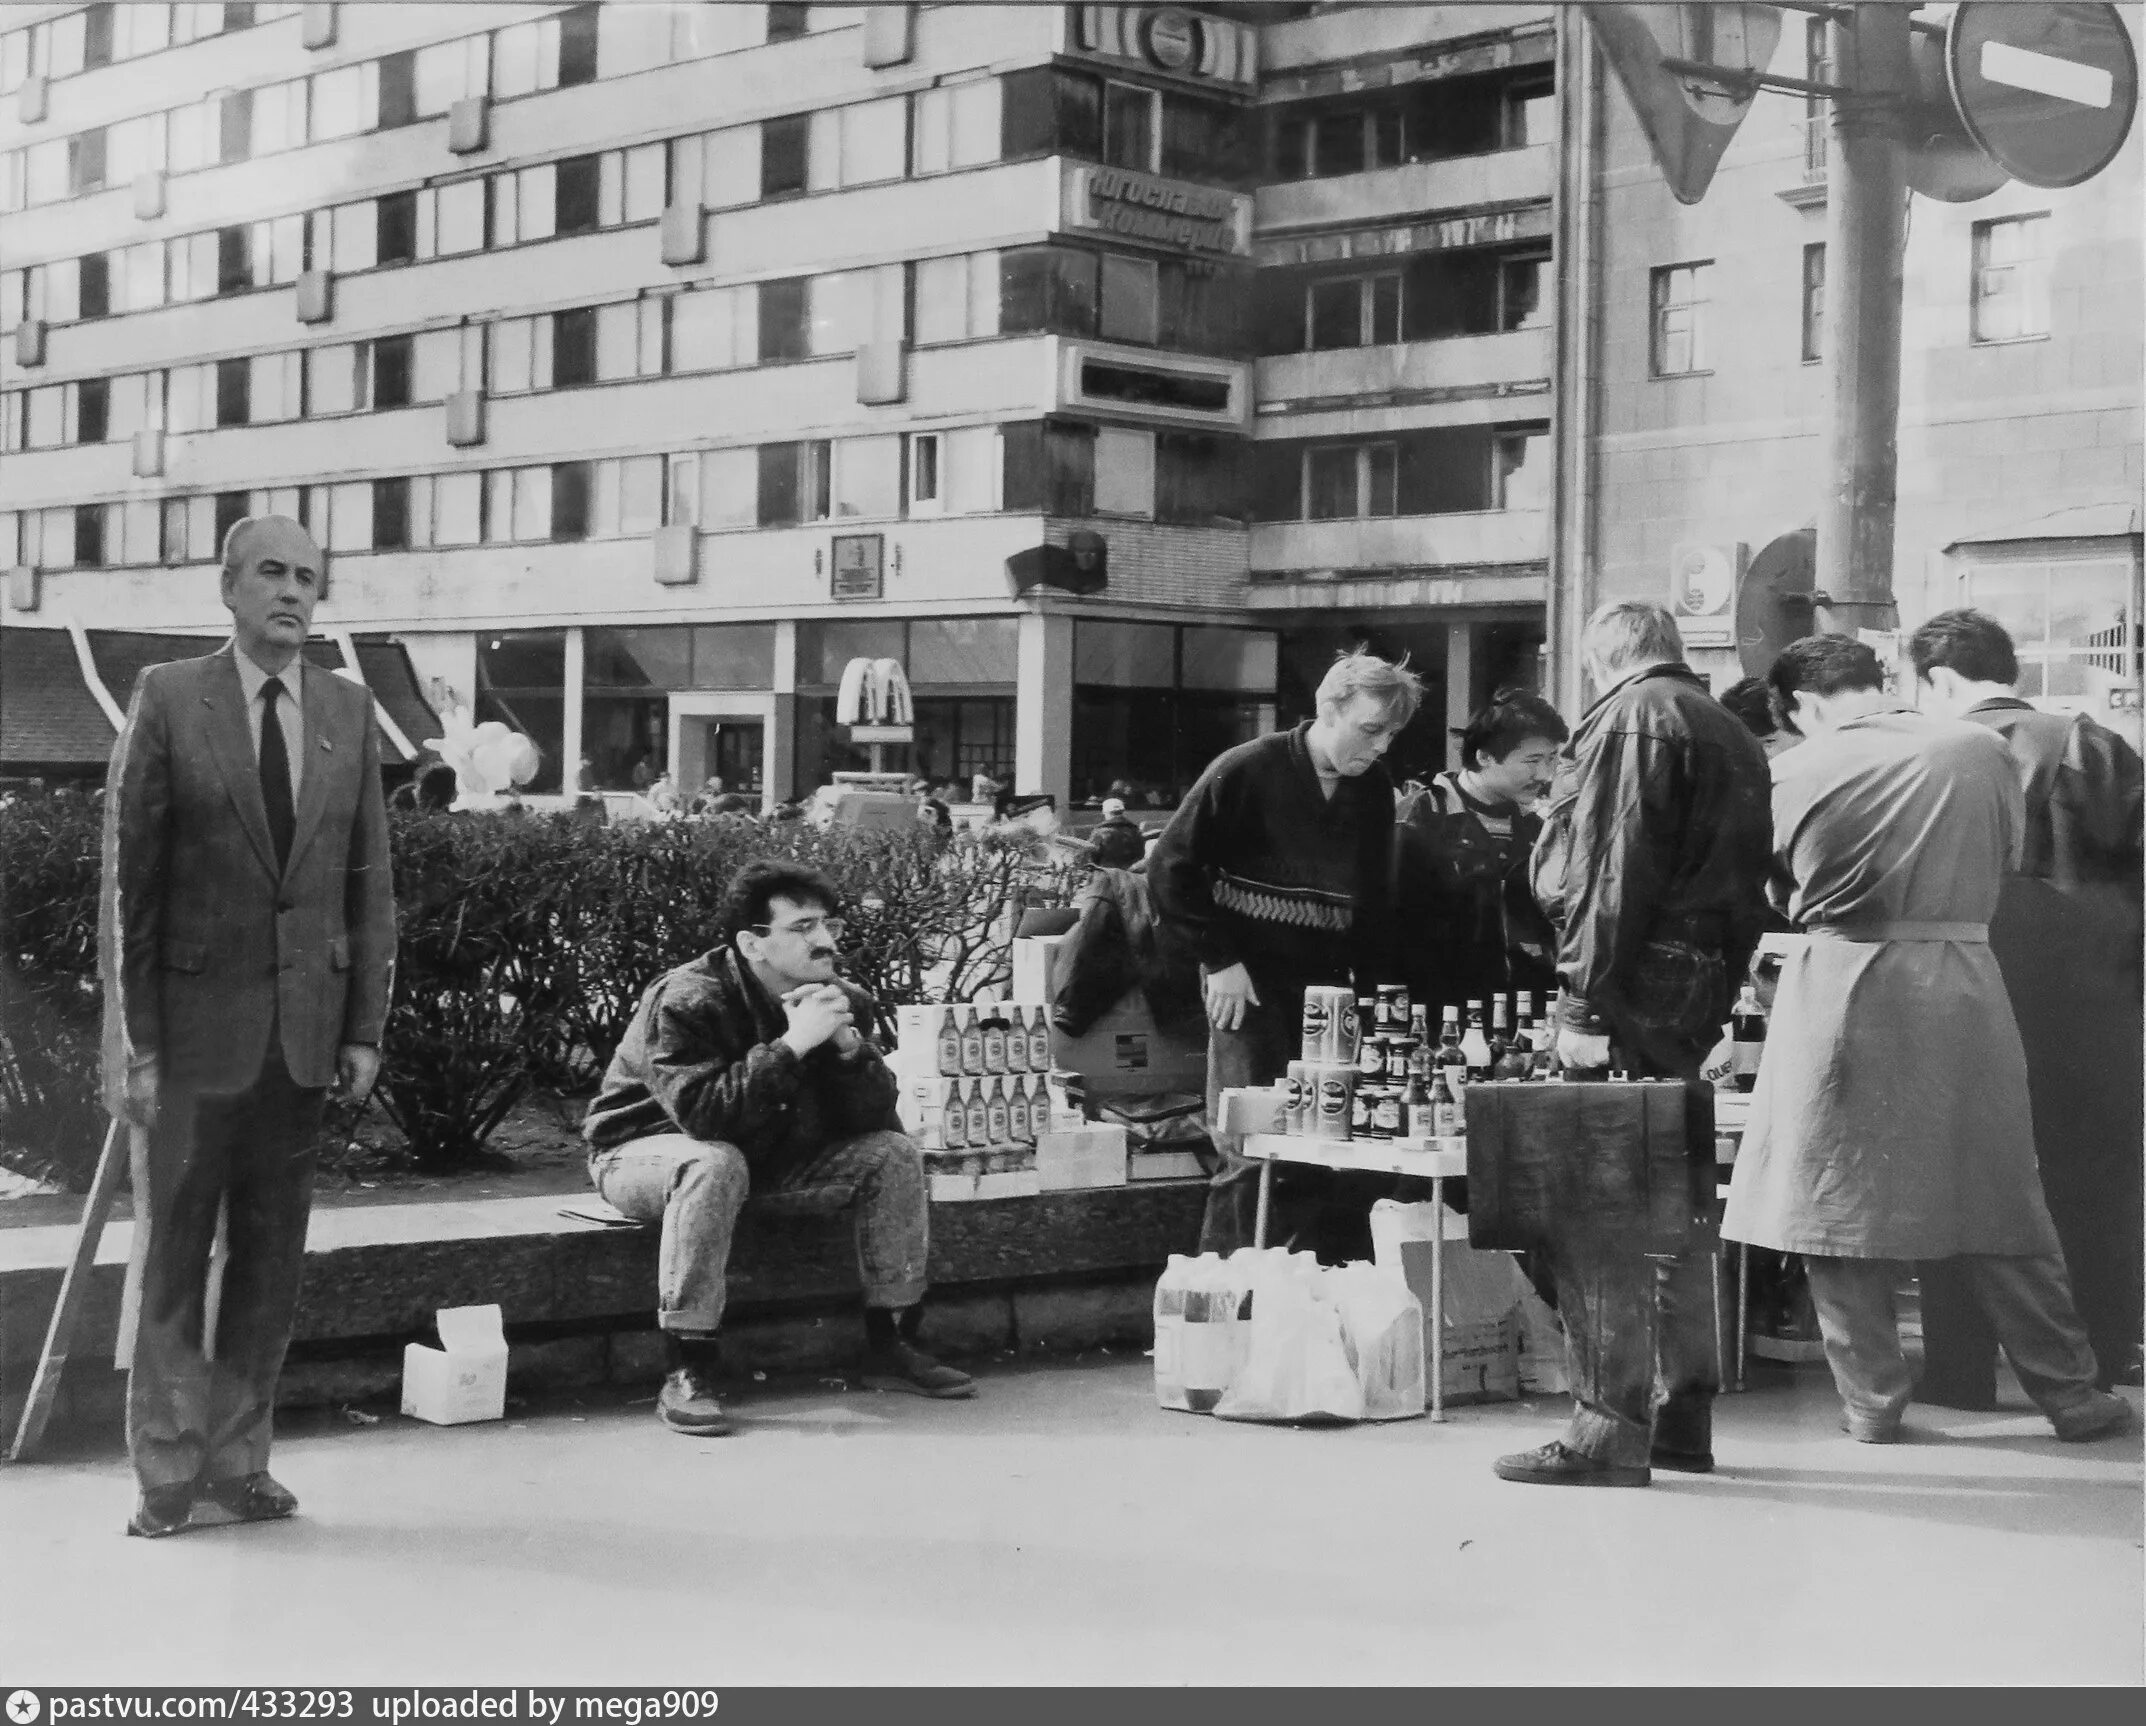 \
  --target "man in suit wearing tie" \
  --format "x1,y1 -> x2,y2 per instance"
101,514 -> 396,1538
